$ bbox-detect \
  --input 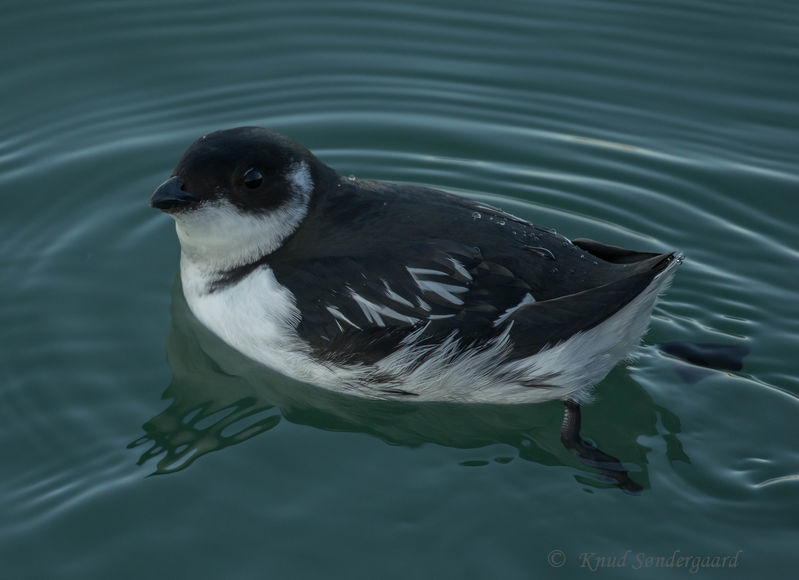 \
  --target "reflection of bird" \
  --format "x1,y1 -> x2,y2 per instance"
151,127 -> 681,407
